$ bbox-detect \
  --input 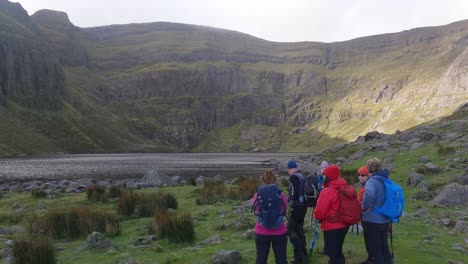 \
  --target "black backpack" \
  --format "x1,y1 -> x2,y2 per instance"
252,184 -> 285,229
303,173 -> 320,207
